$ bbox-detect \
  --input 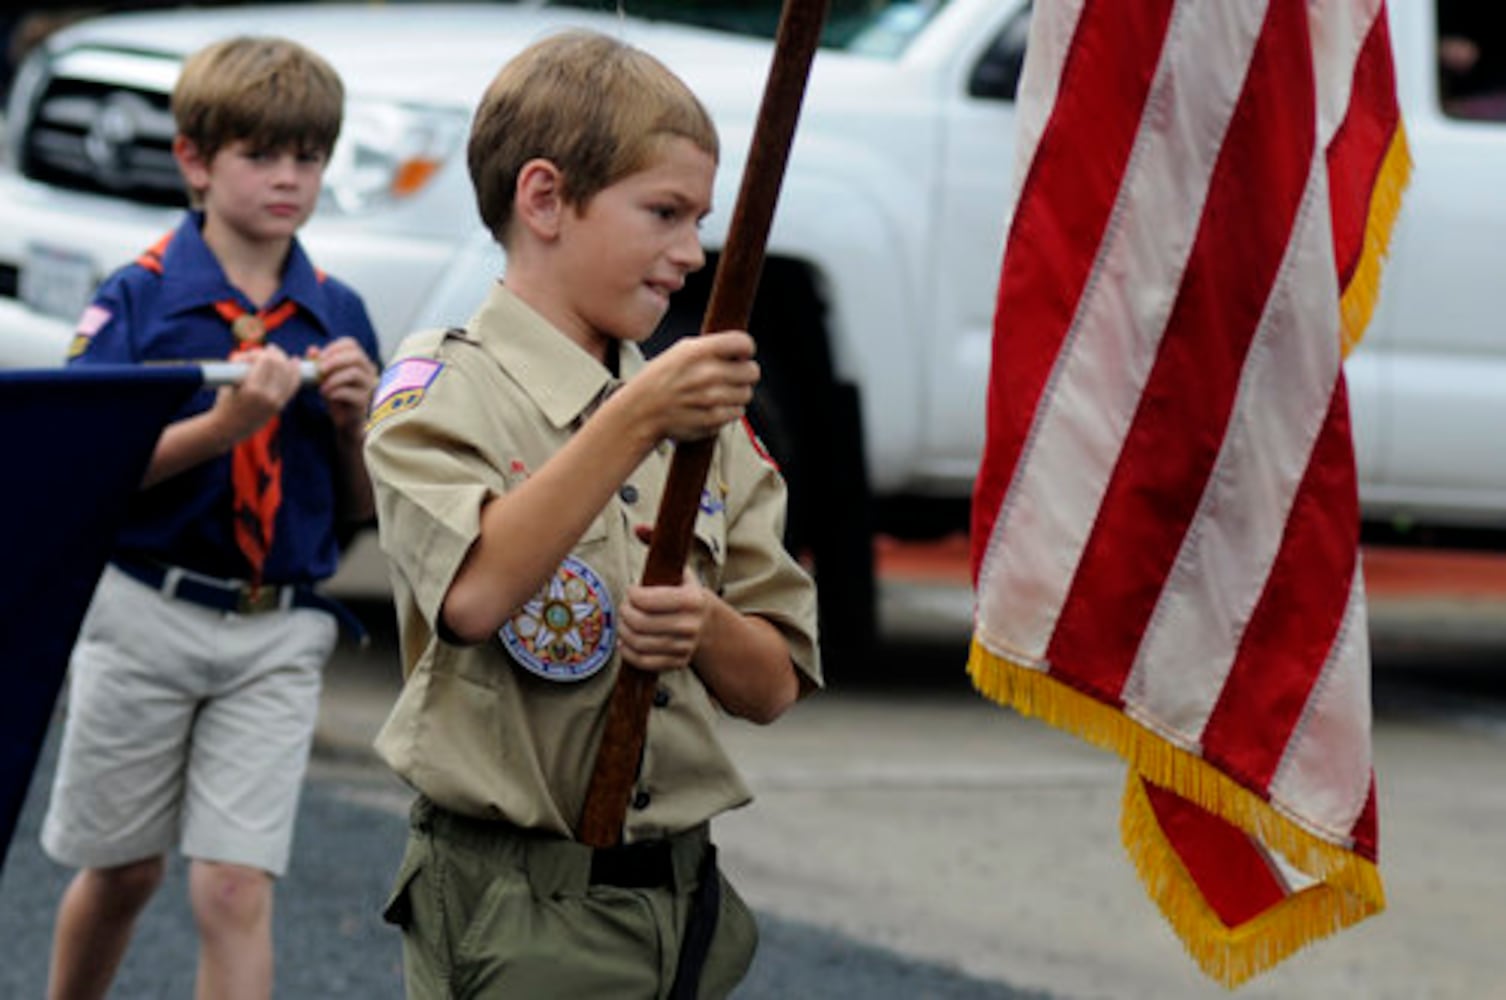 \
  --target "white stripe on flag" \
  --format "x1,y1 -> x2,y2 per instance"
1269,567 -> 1374,839
1124,154 -> 1343,742
1310,0 -> 1386,143
976,0 -> 1269,661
